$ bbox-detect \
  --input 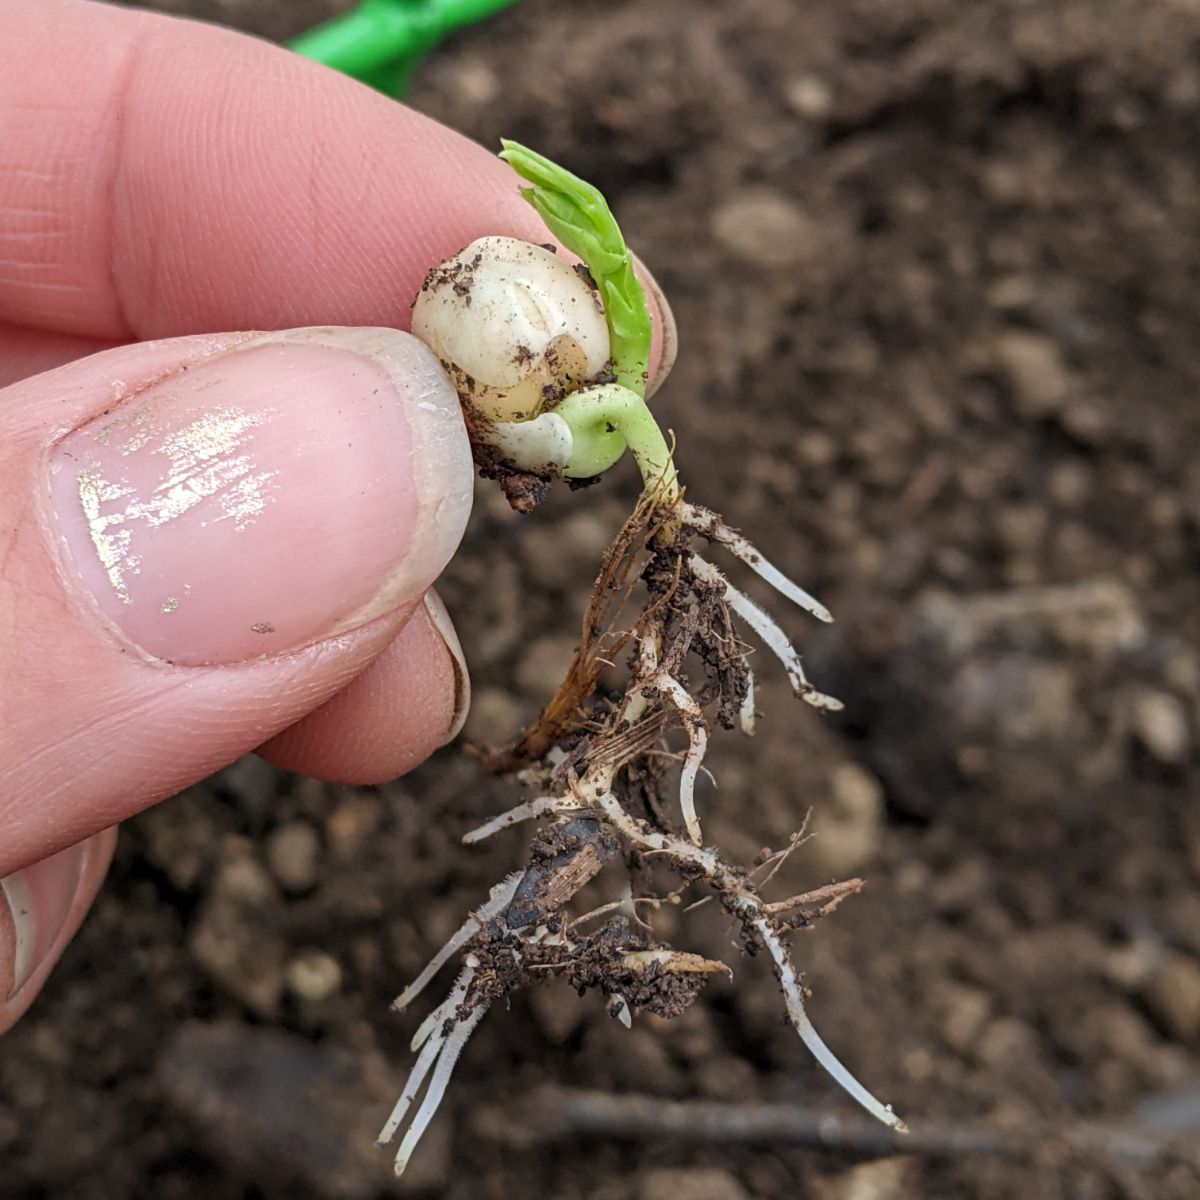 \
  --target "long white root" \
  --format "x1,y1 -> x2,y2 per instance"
378,959 -> 478,1147
689,555 -> 843,712
751,915 -> 907,1133
655,671 -> 709,844
462,796 -> 566,844
391,875 -> 521,1012
679,502 -> 834,623
392,1007 -> 489,1175
590,788 -> 903,1131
